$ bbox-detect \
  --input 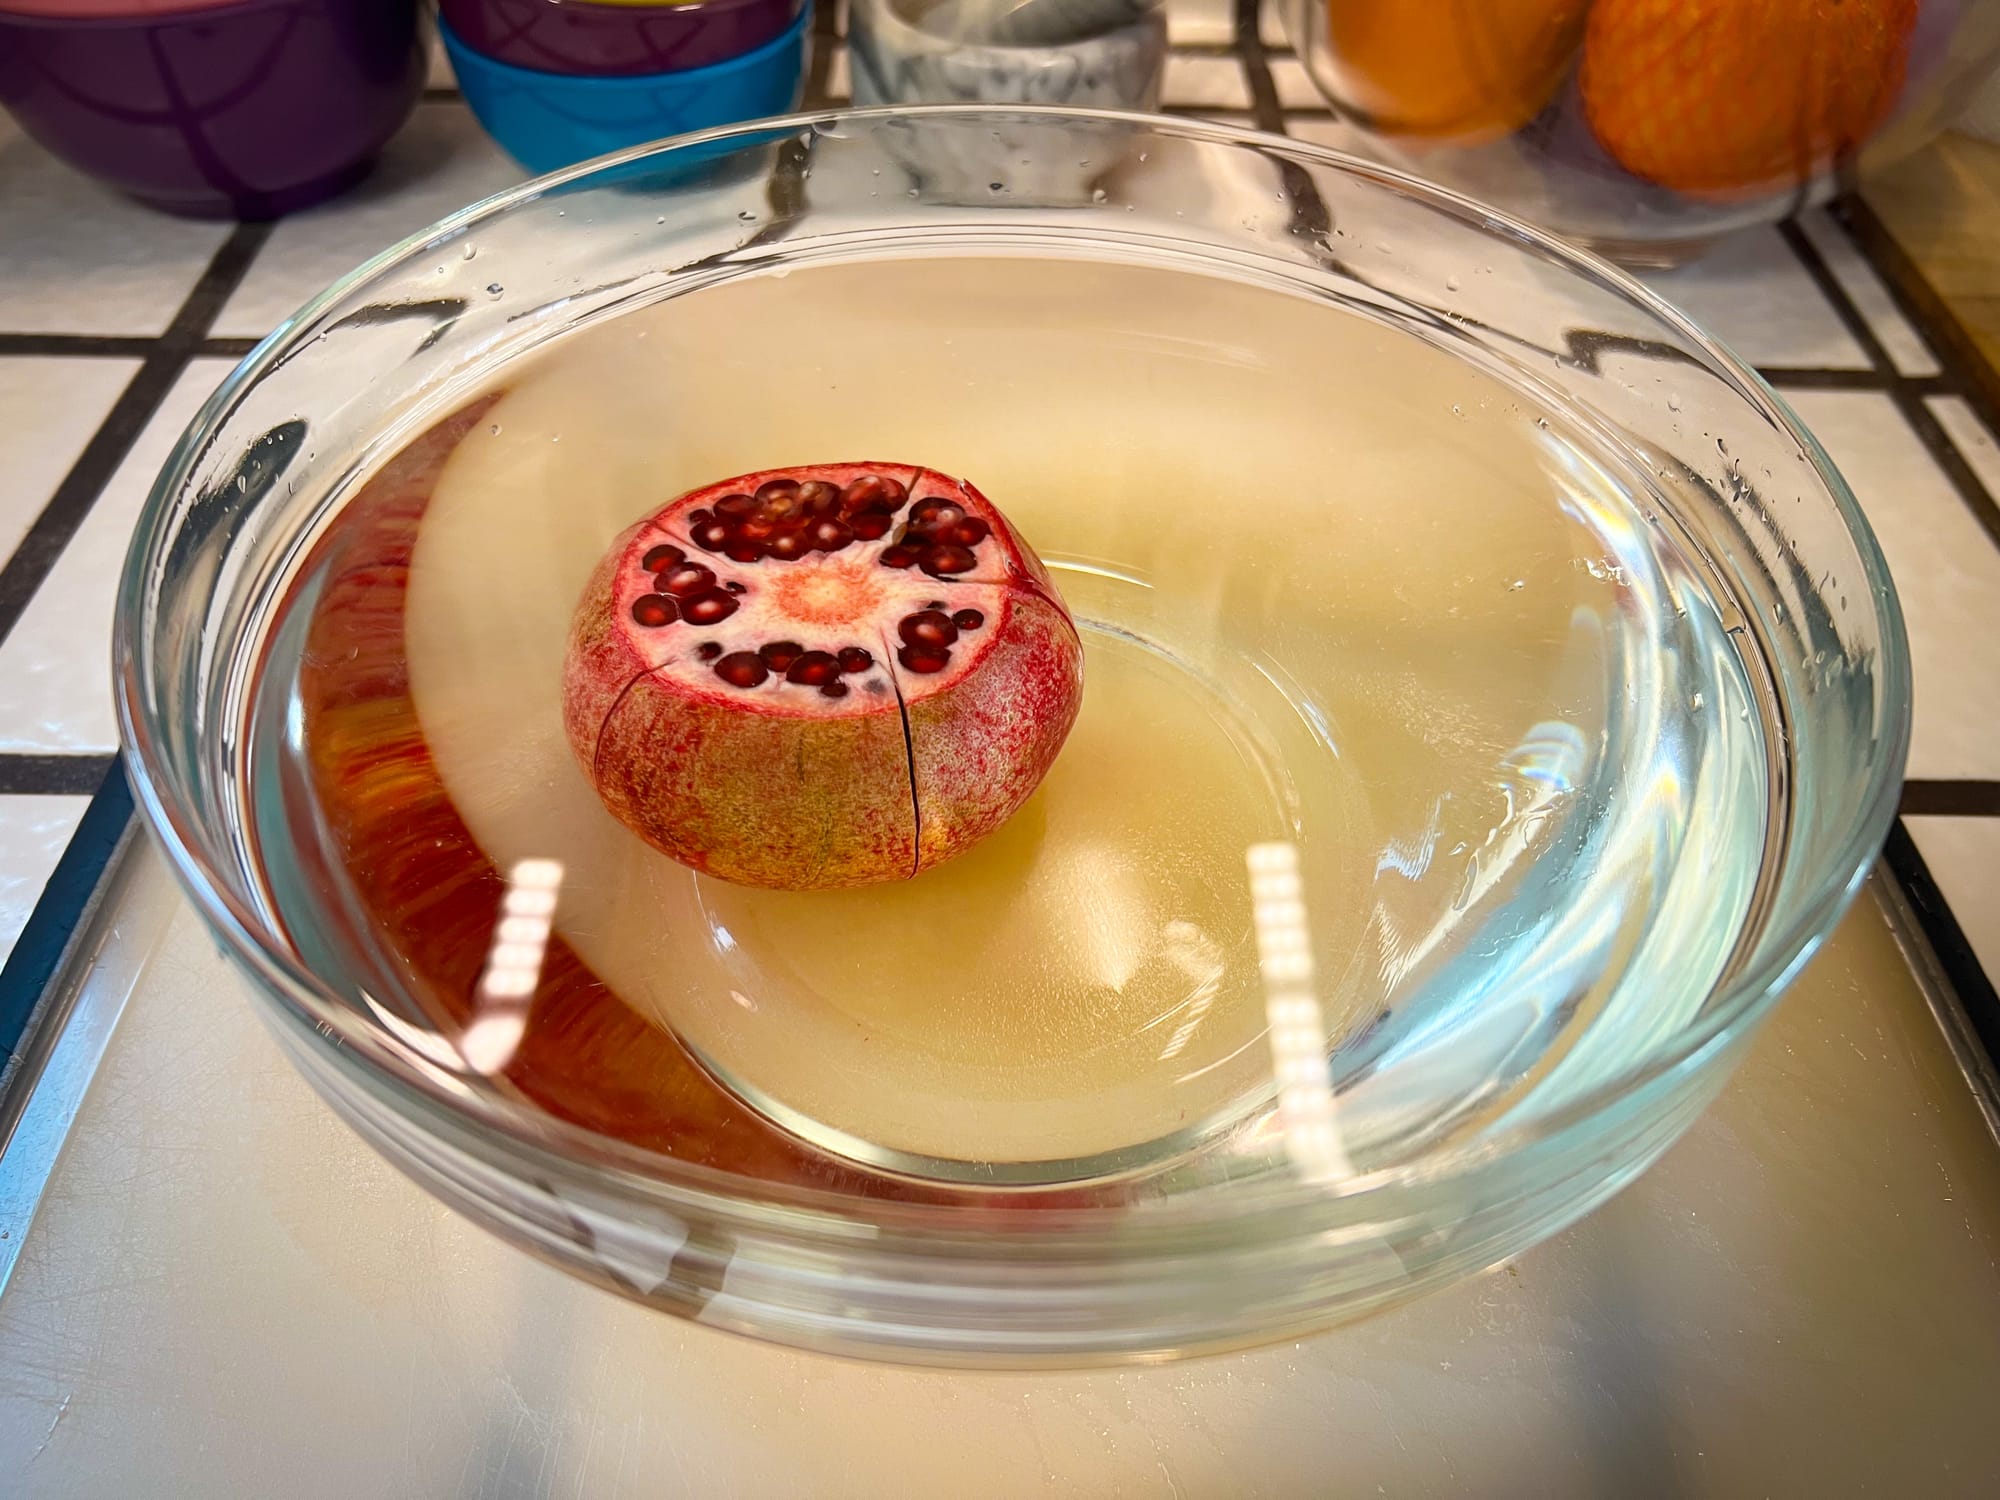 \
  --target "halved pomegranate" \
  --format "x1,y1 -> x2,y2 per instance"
563,463 -> 1084,889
